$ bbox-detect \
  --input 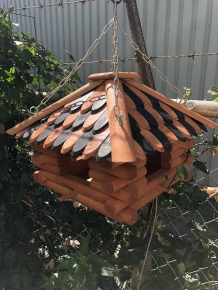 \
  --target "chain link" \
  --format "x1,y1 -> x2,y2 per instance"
6,0 -> 94,14
118,24 -> 194,108
35,19 -> 113,111
111,1 -> 123,126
